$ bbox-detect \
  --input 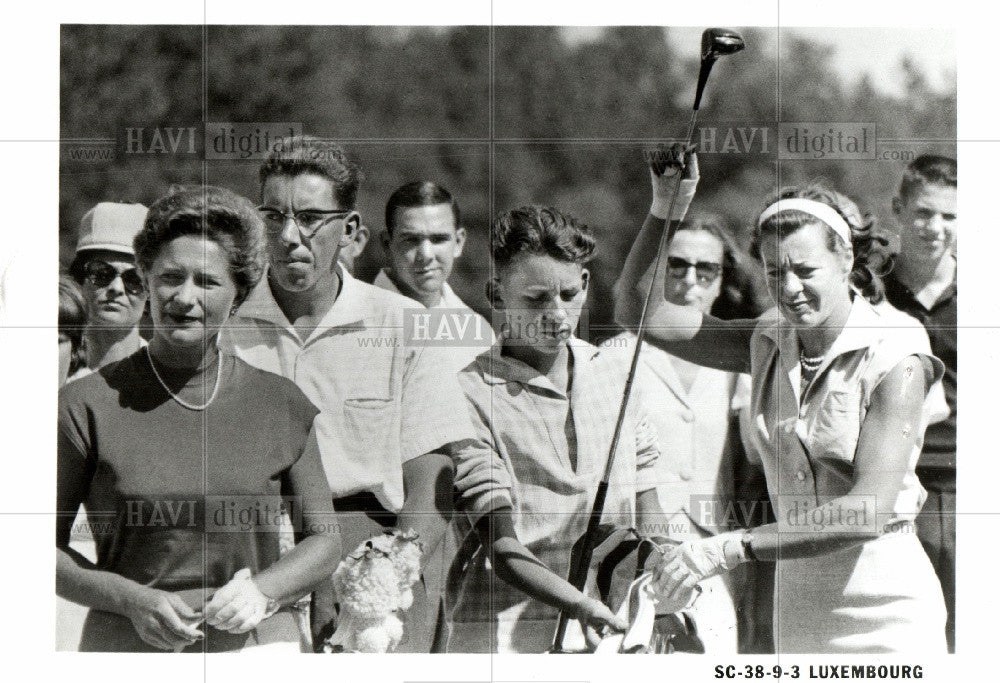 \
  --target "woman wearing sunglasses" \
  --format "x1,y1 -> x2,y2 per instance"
614,153 -> 947,653
68,202 -> 150,381
609,213 -> 766,653
57,185 -> 341,652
